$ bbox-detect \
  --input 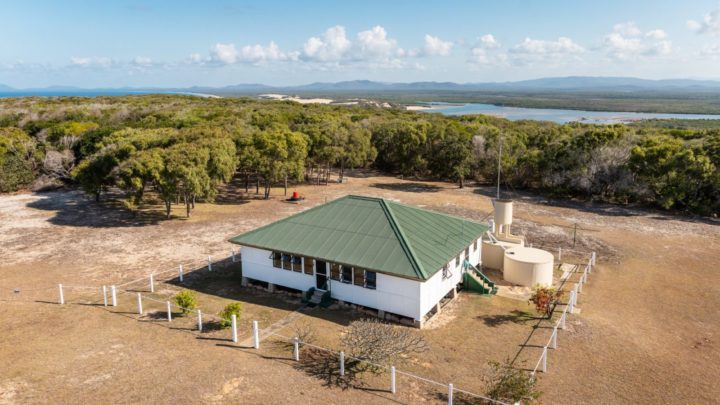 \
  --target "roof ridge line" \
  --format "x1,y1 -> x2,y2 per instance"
379,198 -> 427,280
225,195 -> 351,243
383,198 -> 485,225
